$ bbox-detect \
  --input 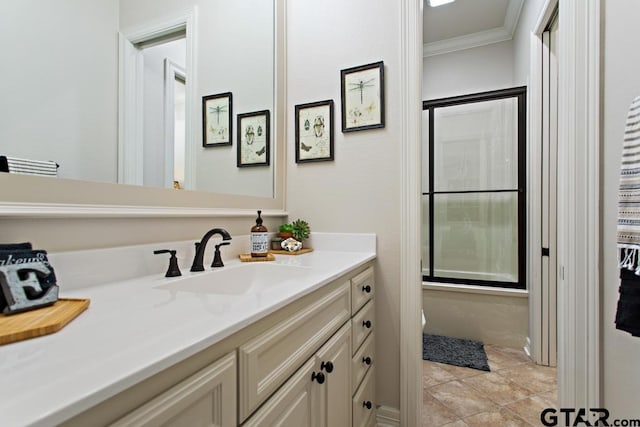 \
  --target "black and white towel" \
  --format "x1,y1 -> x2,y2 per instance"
617,95 -> 640,336
0,155 -> 58,177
